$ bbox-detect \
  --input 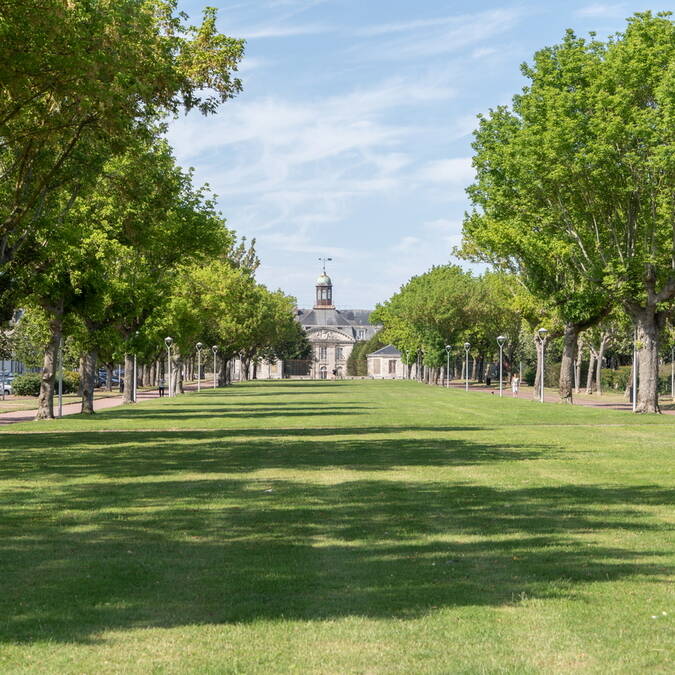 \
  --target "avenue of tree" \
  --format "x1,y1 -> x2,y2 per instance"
375,13 -> 674,412
460,12 -> 674,413
0,1 -> 307,419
